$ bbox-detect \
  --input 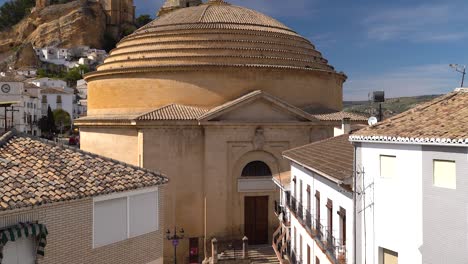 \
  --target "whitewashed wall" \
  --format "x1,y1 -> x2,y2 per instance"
356,143 -> 423,264
290,163 -> 354,264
